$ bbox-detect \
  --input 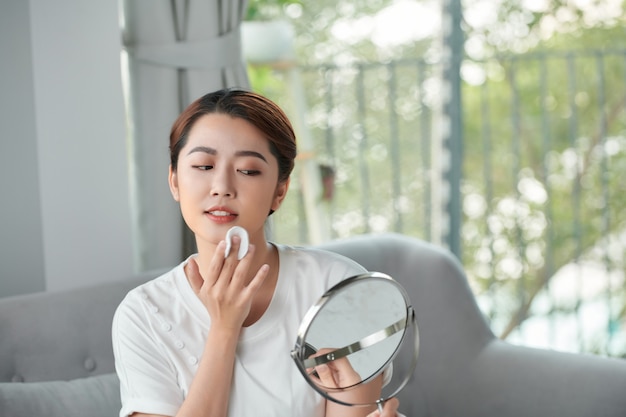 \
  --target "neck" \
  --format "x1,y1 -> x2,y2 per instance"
194,233 -> 273,284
